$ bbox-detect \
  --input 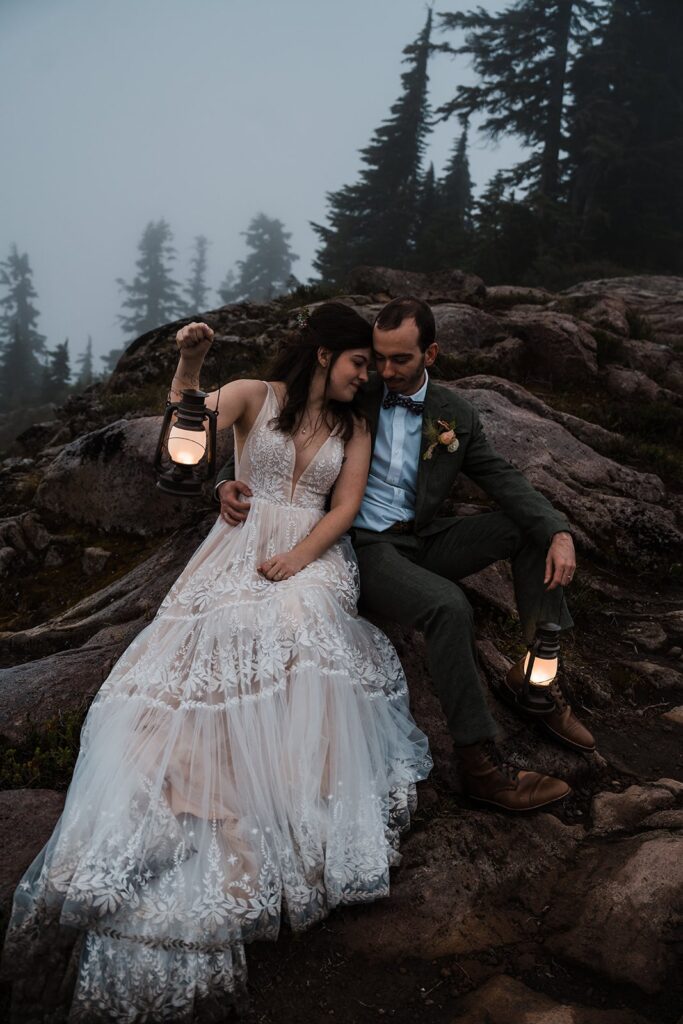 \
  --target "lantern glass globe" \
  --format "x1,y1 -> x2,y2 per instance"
167,425 -> 207,465
524,652 -> 558,686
